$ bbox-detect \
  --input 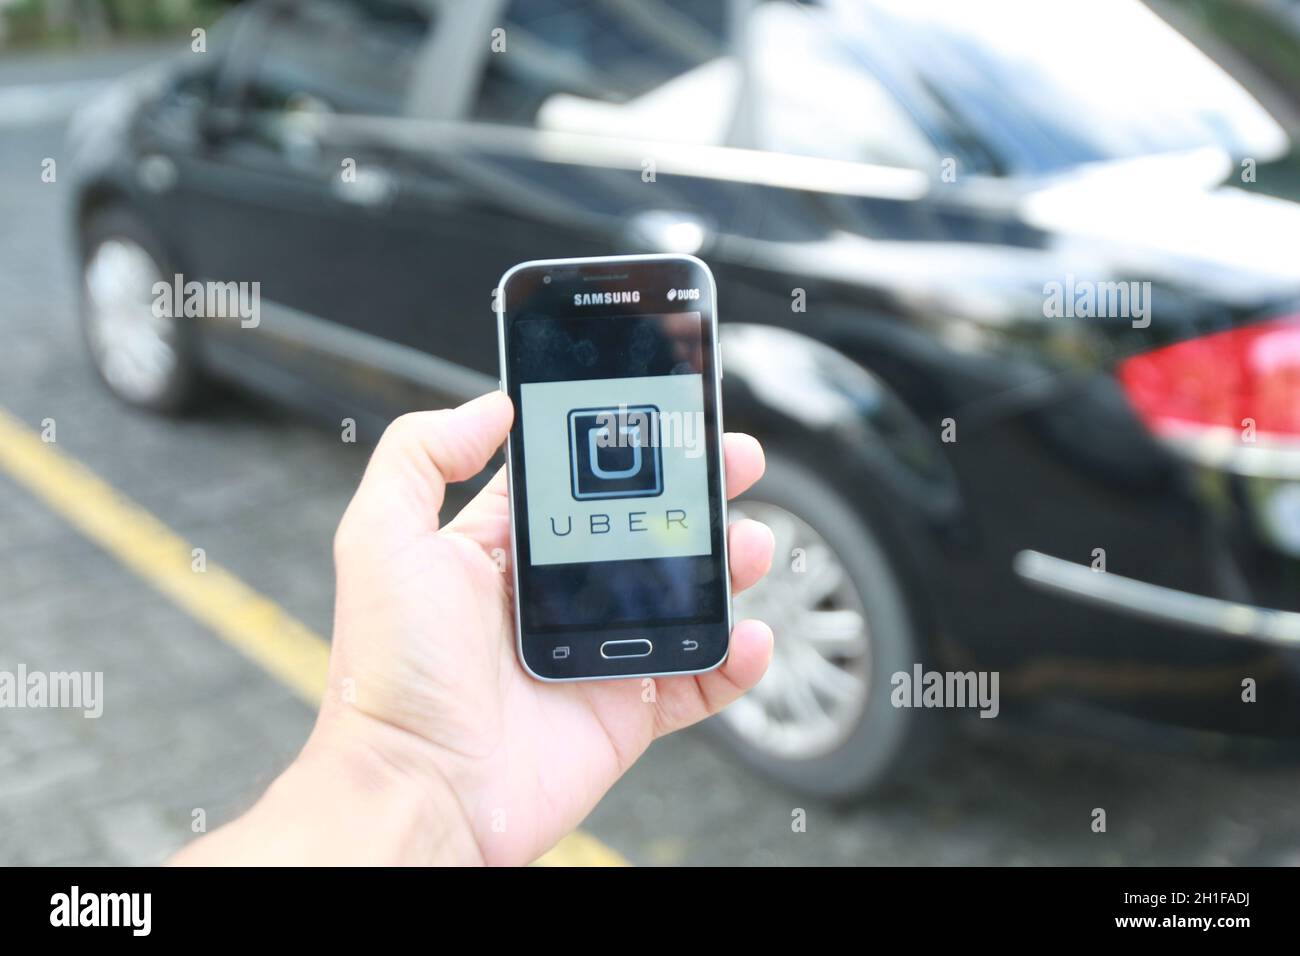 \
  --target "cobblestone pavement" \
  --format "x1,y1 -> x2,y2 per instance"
1,43 -> 1299,867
